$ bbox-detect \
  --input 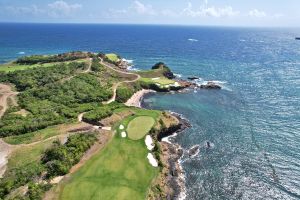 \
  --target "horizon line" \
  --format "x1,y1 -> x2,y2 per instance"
0,21 -> 300,29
